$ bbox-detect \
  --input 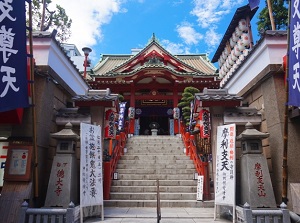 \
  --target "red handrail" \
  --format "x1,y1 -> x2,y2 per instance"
103,123 -> 129,200
180,122 -> 210,200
